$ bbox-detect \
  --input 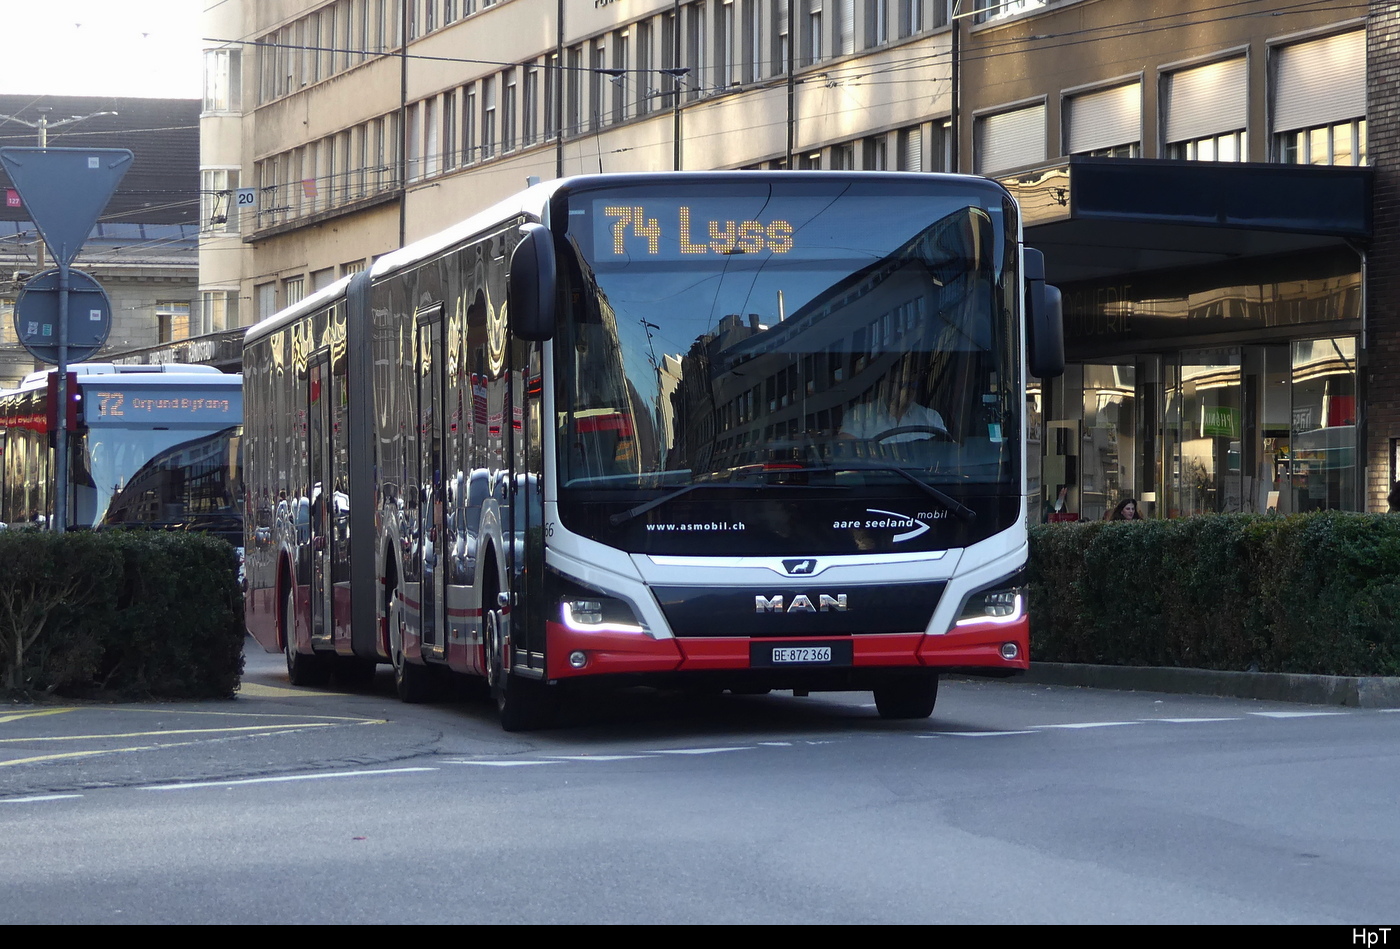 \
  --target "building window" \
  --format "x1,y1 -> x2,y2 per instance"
975,1 -> 1048,24
407,102 -> 424,180
283,276 -> 305,308
686,1 -> 708,98
482,76 -> 497,158
0,299 -> 16,346
897,0 -> 921,39
975,102 -> 1047,174
613,30 -> 631,121
717,2 -> 735,87
1163,57 -> 1247,162
1271,30 -> 1365,166
201,168 -> 240,233
773,0 -> 790,75
897,125 -> 922,171
566,45 -> 584,135
866,0 -> 889,49
545,53 -> 561,137
1278,120 -> 1366,167
200,290 -> 238,334
803,0 -> 824,67
502,69 -> 517,152
590,42 -> 606,128
523,67 -> 539,146
1064,83 -> 1141,159
203,48 -> 241,113
636,24 -> 653,116
157,301 -> 192,344
464,85 -> 478,163
443,90 -> 457,168
835,0 -> 855,56
424,96 -> 440,176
